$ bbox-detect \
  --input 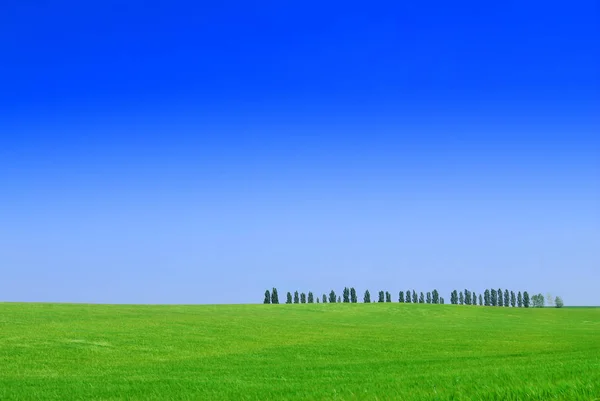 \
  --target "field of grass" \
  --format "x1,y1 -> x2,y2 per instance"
0,302 -> 598,400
